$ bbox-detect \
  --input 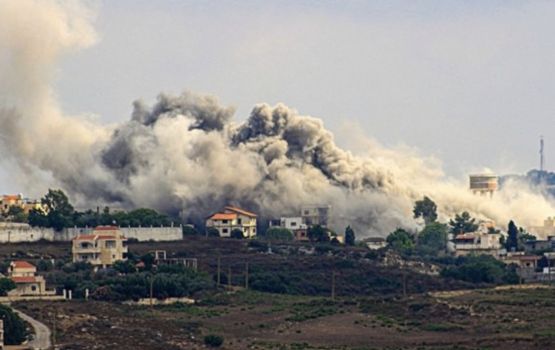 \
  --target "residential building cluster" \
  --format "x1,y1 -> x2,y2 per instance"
0,194 -> 44,215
